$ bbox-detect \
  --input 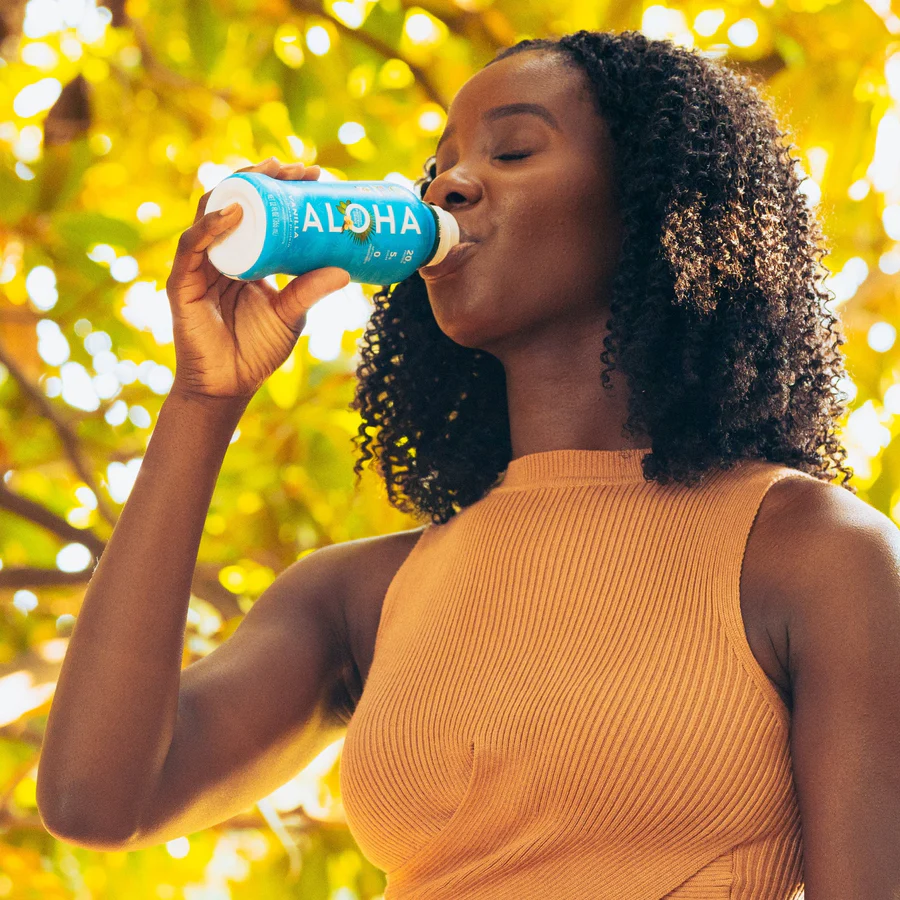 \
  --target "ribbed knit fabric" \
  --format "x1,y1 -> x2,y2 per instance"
340,448 -> 819,899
